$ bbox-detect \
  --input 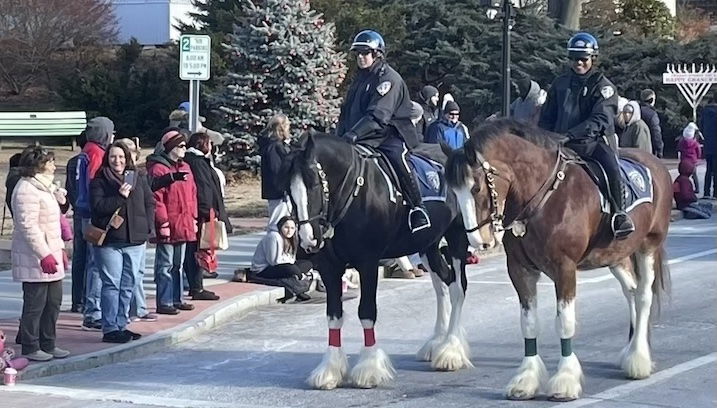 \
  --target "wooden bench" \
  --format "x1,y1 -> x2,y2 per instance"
0,111 -> 87,150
